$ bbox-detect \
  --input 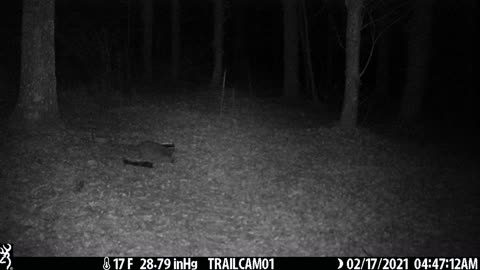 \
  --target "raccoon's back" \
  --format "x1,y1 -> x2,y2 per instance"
137,141 -> 175,163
